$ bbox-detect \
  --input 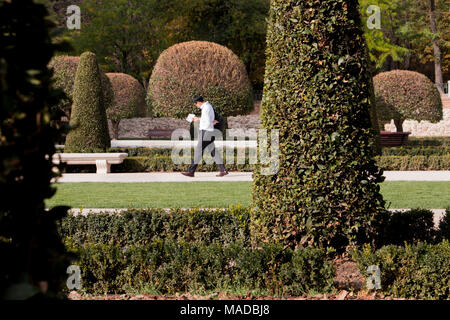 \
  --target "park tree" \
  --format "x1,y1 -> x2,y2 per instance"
65,52 -> 111,152
106,73 -> 147,140
251,0 -> 385,249
0,0 -> 71,298
374,70 -> 443,132
70,0 -> 169,89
